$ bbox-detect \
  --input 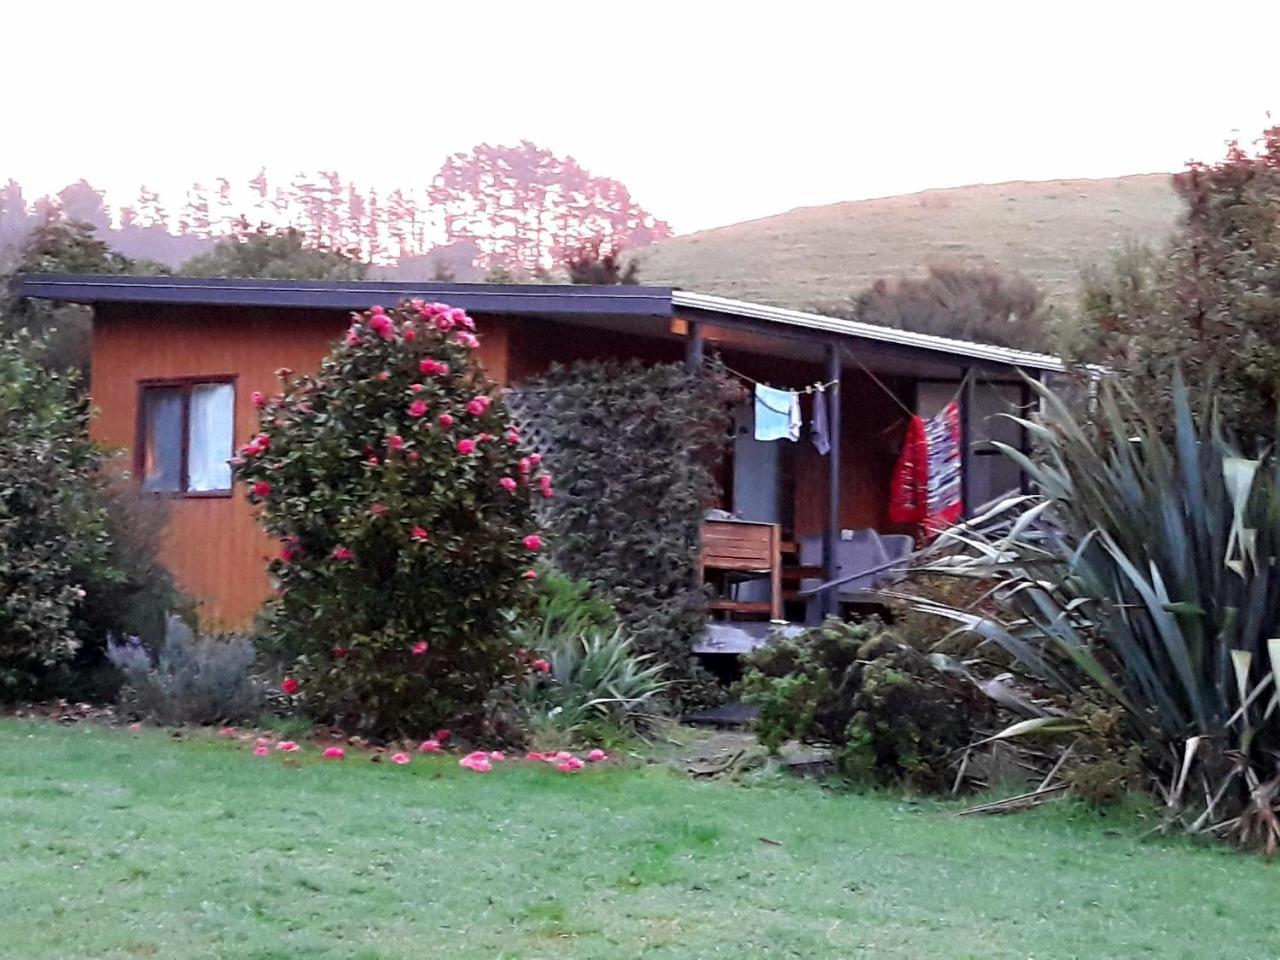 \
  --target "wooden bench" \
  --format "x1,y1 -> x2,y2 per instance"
701,519 -> 783,622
